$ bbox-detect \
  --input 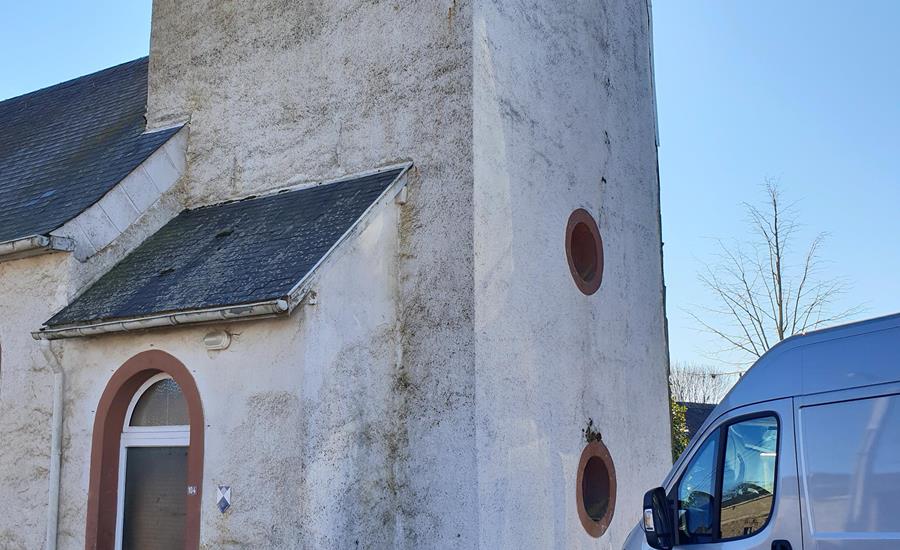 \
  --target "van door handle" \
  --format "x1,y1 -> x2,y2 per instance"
772,541 -> 792,550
